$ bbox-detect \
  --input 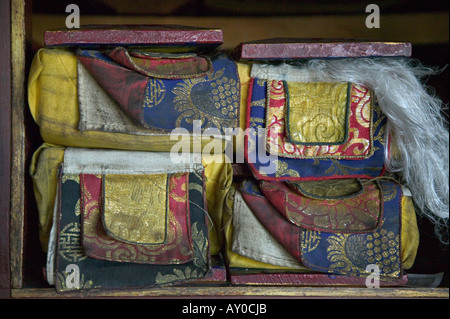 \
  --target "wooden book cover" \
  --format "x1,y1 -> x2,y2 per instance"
44,24 -> 223,51
233,38 -> 412,60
